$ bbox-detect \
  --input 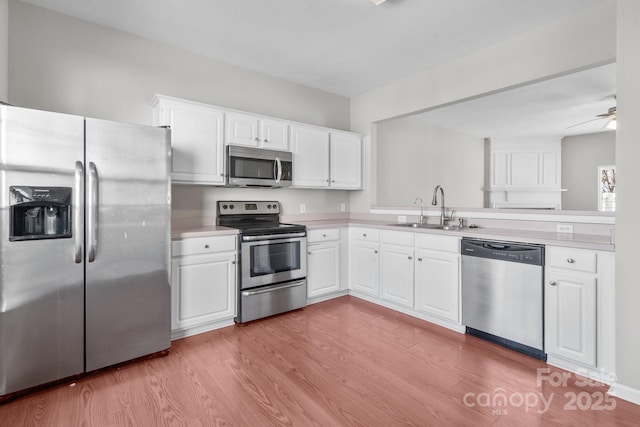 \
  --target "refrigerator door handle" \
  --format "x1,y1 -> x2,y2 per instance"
87,162 -> 99,263
73,161 -> 84,263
